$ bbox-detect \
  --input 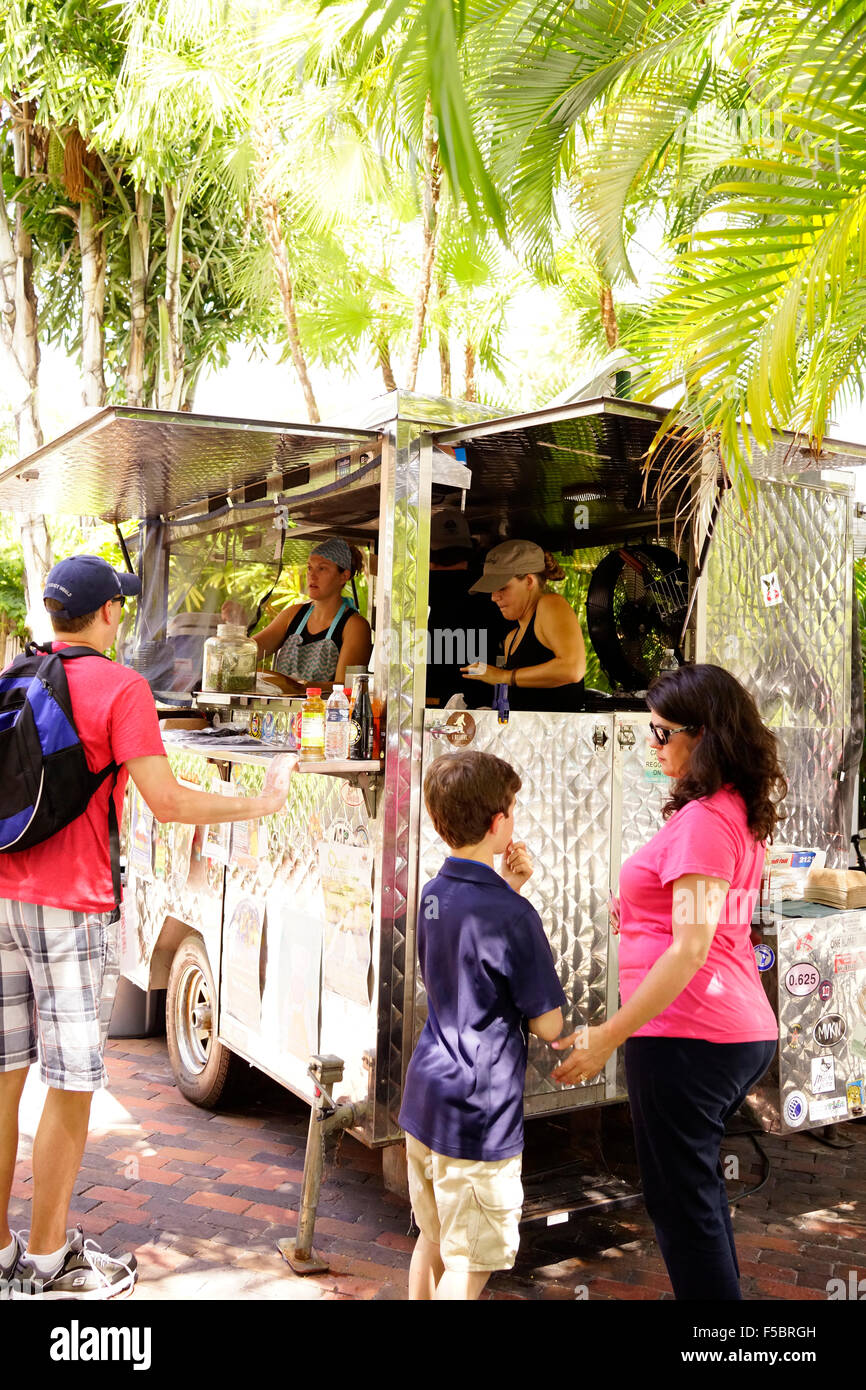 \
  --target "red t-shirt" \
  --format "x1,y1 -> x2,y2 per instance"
0,643 -> 166,913
618,787 -> 778,1043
